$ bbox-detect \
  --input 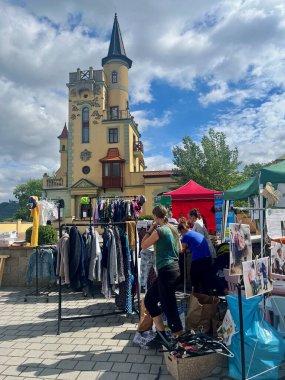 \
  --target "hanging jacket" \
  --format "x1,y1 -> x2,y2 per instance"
56,233 -> 70,284
26,248 -> 56,285
69,226 -> 87,290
